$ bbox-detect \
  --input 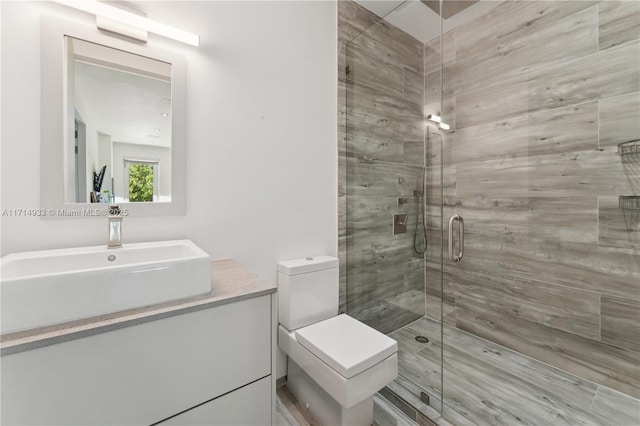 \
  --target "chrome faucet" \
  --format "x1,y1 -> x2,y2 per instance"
108,205 -> 123,249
